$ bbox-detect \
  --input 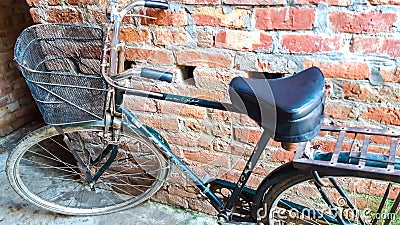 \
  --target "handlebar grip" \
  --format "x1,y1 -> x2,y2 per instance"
144,0 -> 169,9
141,68 -> 173,83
